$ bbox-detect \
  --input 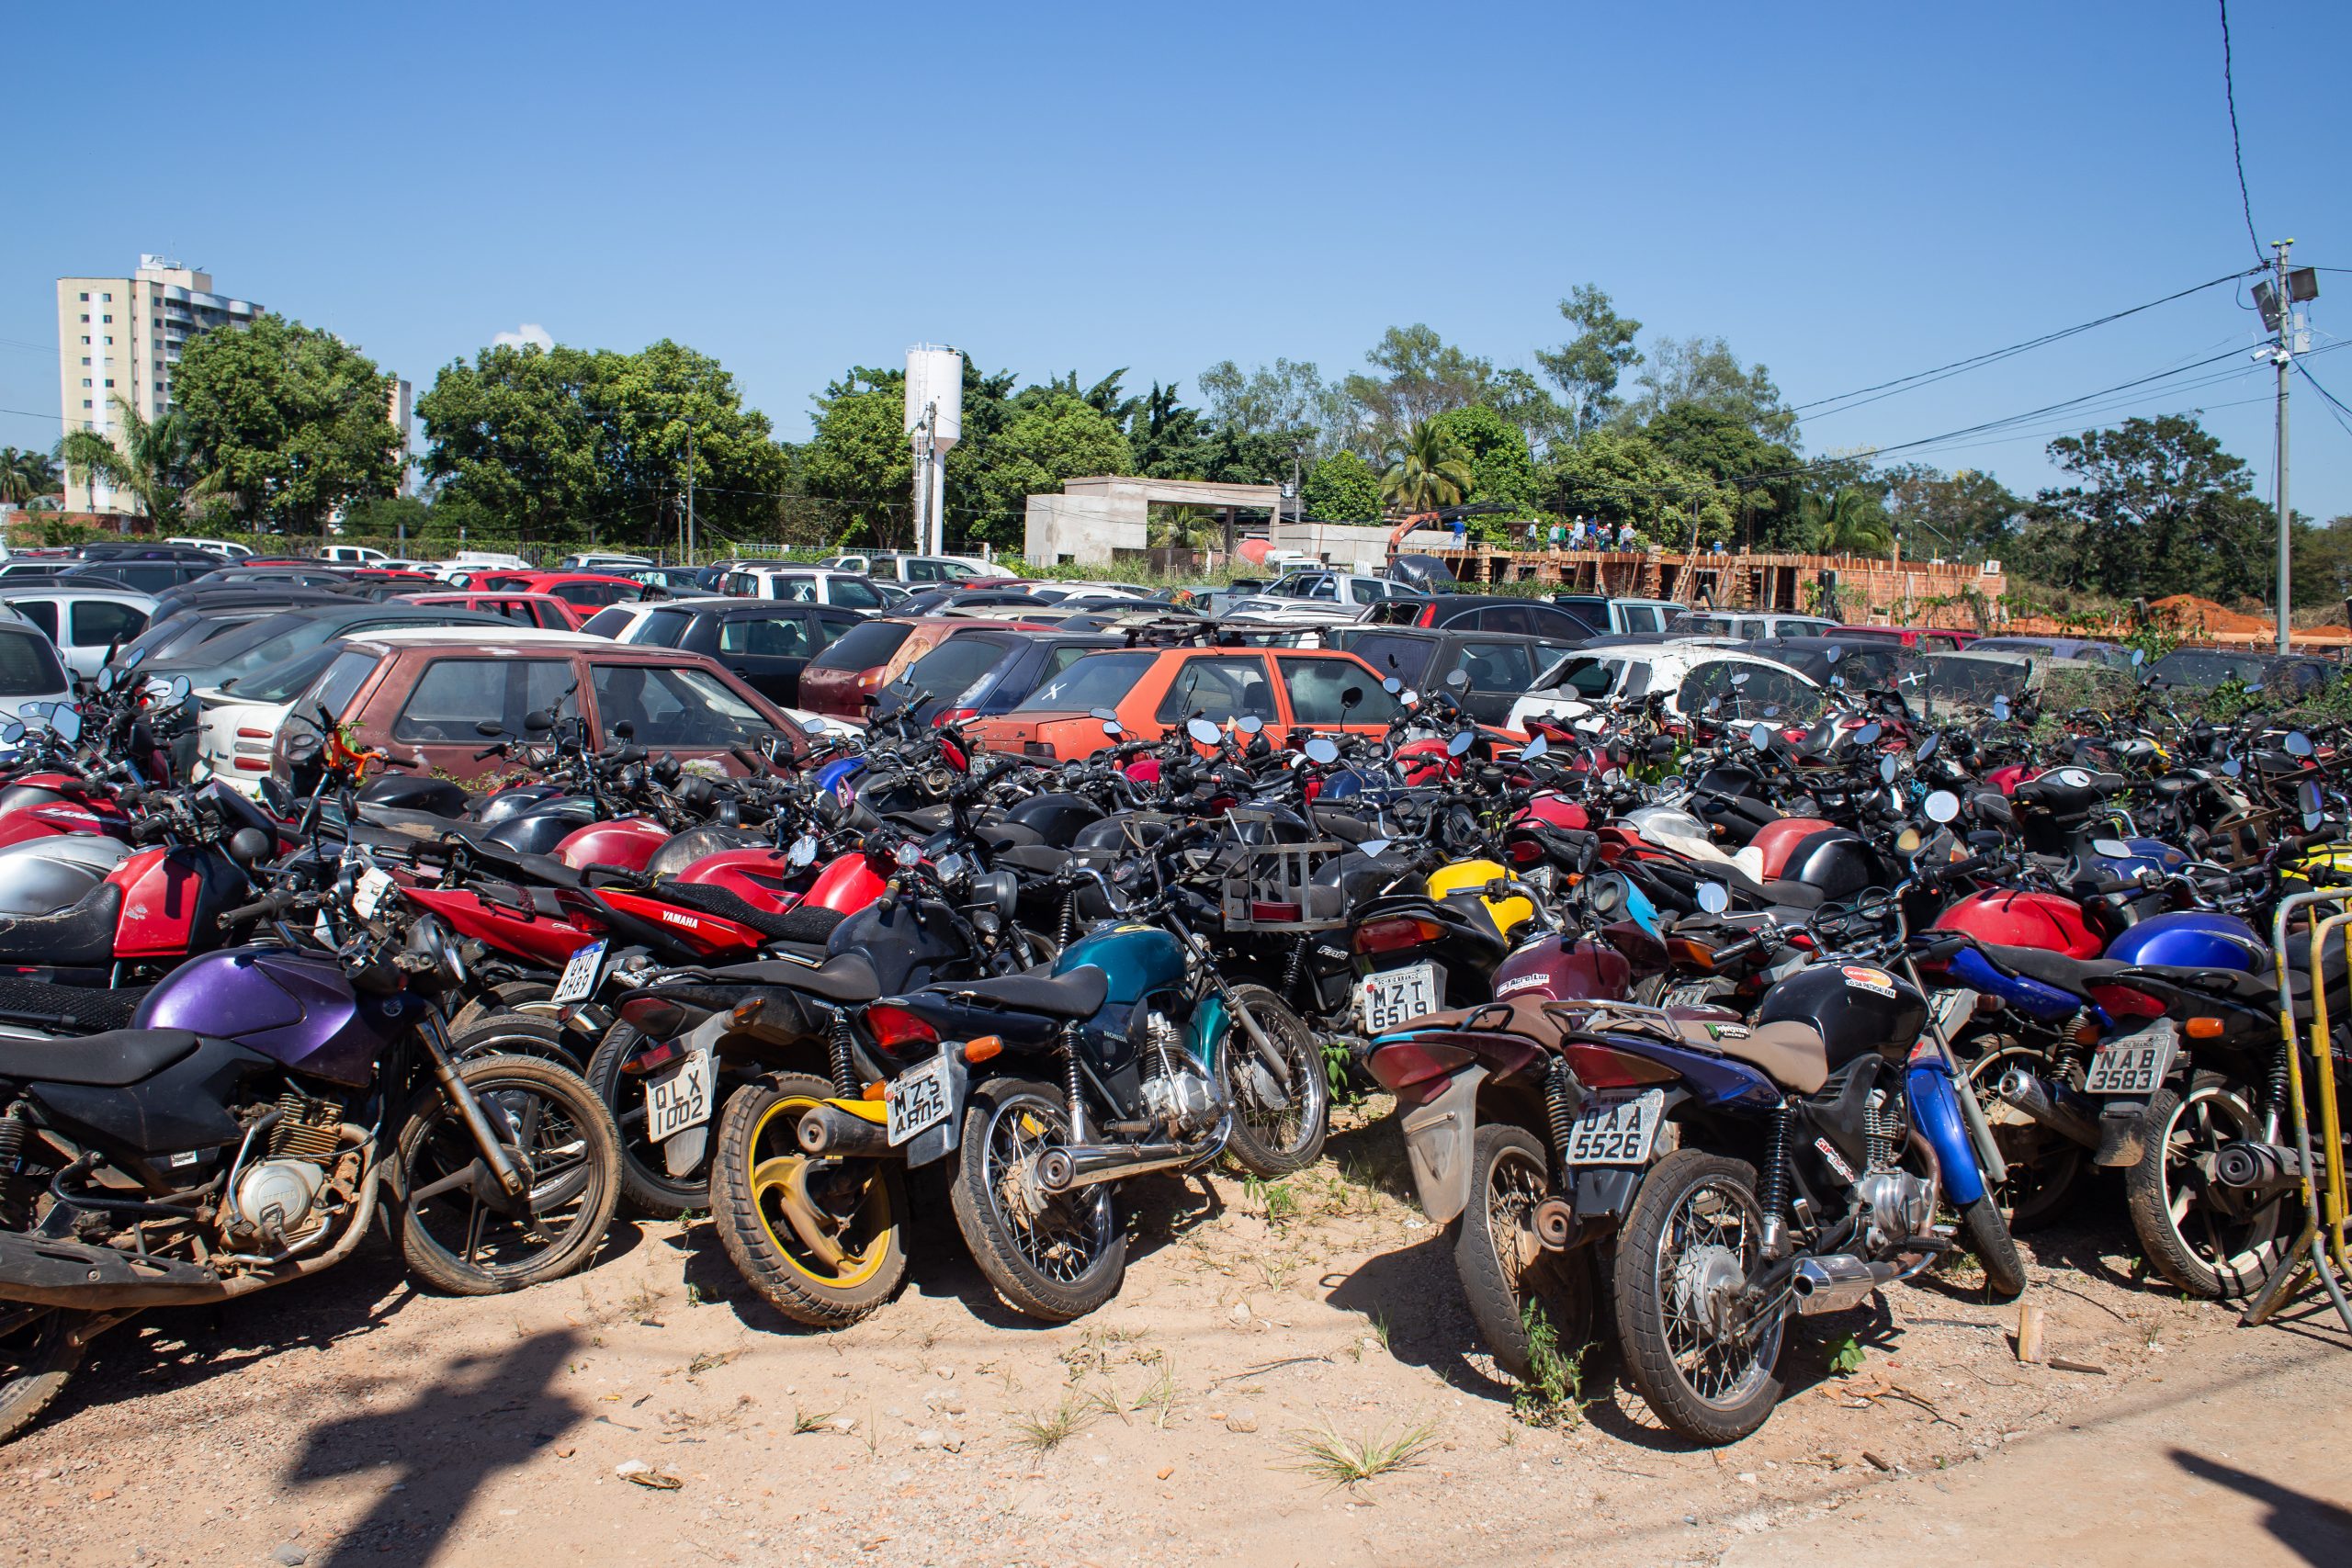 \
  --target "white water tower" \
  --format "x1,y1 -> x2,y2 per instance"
904,345 -> 964,556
